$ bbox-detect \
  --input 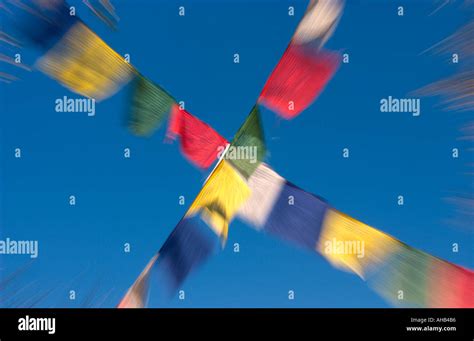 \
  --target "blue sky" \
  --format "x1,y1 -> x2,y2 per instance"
0,0 -> 472,308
